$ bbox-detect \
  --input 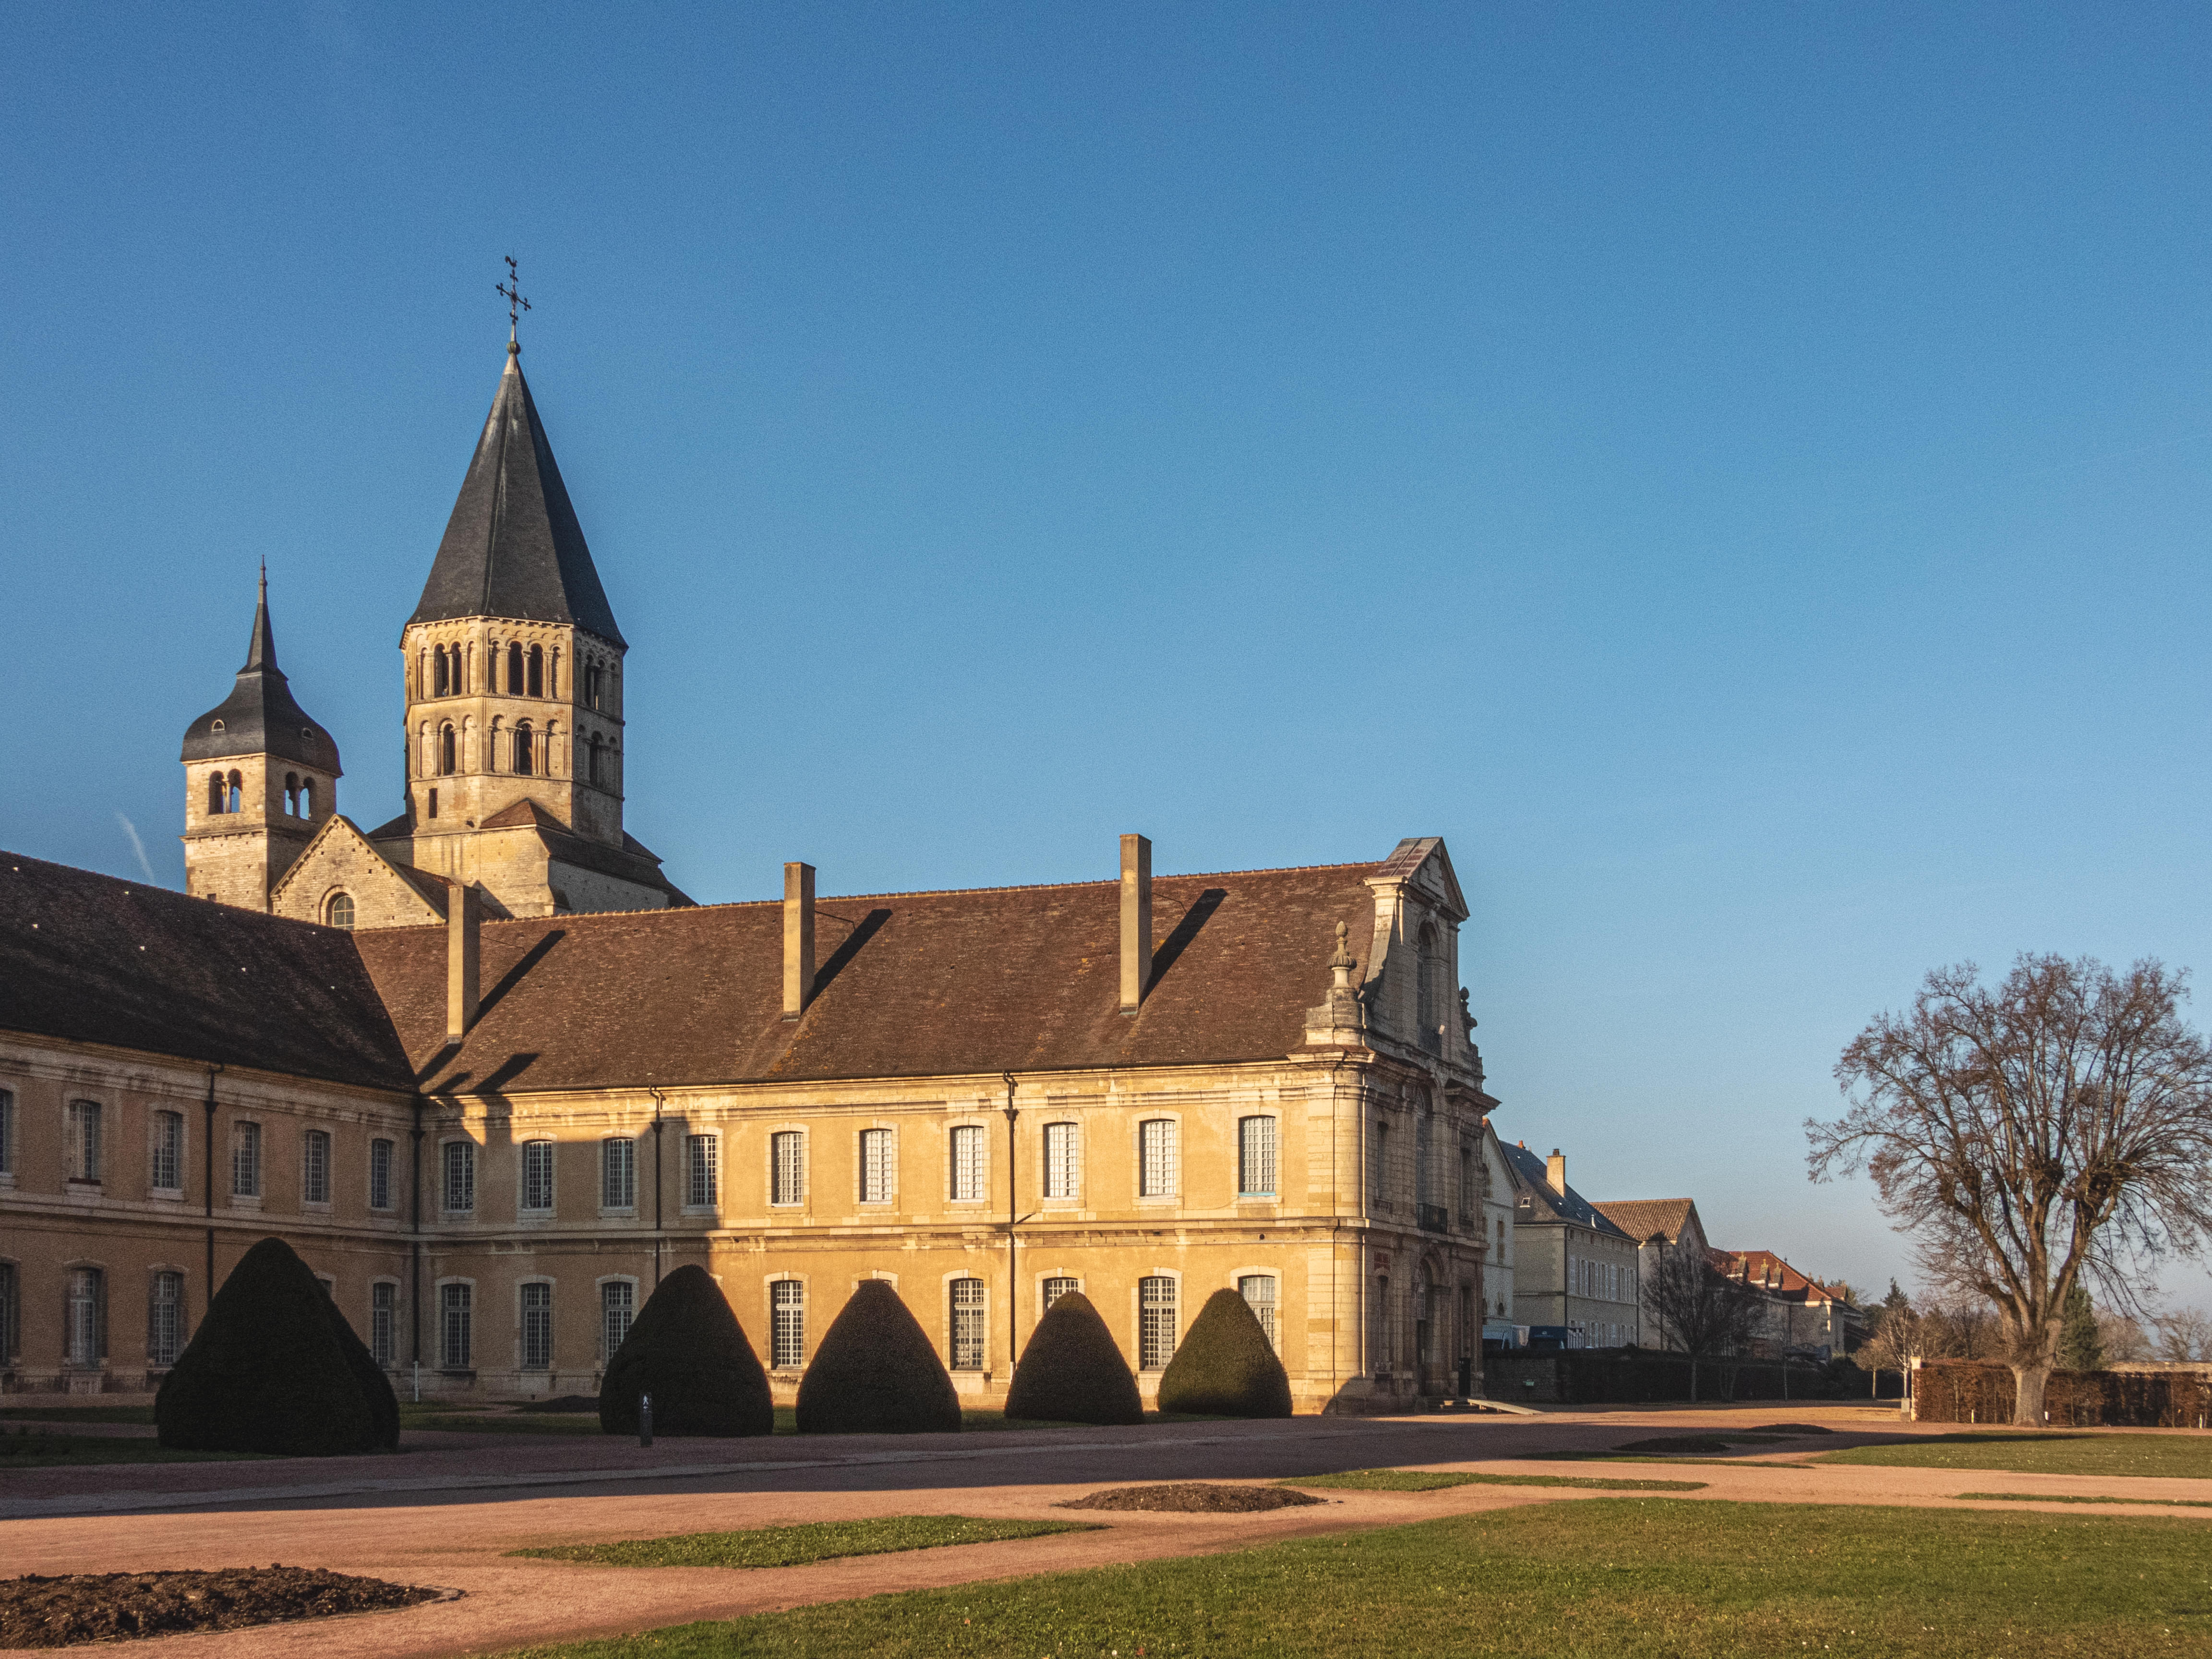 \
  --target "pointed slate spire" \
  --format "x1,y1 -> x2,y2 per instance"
180,571 -> 342,772
243,560 -> 276,672
410,344 -> 625,647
